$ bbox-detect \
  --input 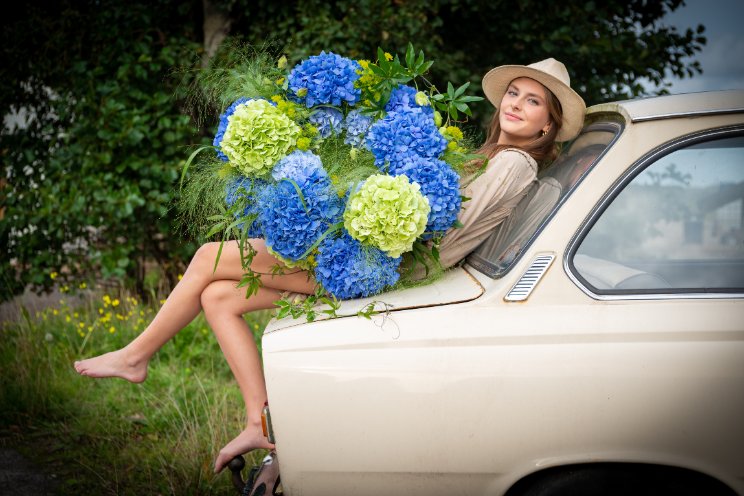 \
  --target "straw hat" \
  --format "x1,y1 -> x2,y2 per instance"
482,58 -> 586,142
